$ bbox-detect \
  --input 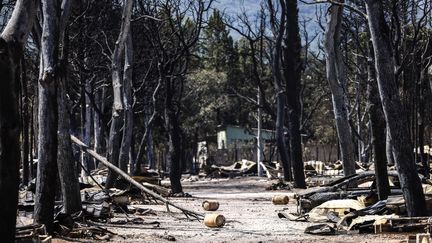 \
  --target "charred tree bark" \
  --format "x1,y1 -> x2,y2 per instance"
105,0 -> 133,187
418,68 -> 428,177
165,82 -> 183,193
324,2 -> 356,176
35,0 -> 61,232
386,128 -> 395,165
94,86 -> 107,162
21,55 -> 30,186
35,59 -> 59,231
36,0 -> 80,230
105,89 -> 124,186
0,1 -> 37,240
367,42 -> 390,200
0,39 -> 22,243
146,113 -> 155,169
56,0 -> 82,214
365,0 -> 427,216
268,0 -> 292,181
30,97 -> 36,179
83,77 -> 93,171
284,0 -> 305,188
58,71 -> 82,214
119,34 -> 133,172
94,89 -> 102,159
78,49 -> 86,174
